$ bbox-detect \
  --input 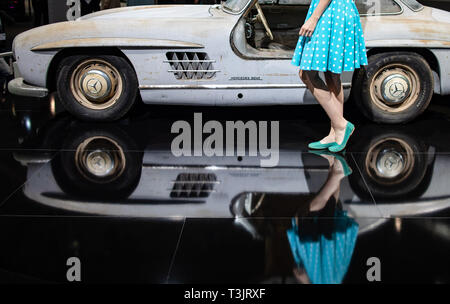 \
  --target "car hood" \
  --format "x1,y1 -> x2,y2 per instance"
79,4 -> 216,20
